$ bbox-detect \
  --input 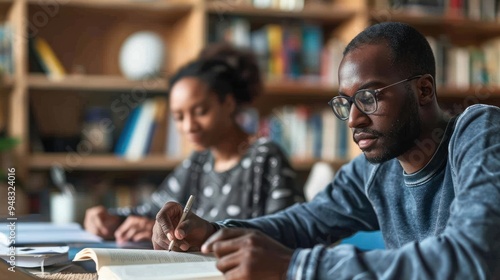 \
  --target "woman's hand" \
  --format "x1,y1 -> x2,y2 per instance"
84,206 -> 122,239
114,216 -> 155,243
